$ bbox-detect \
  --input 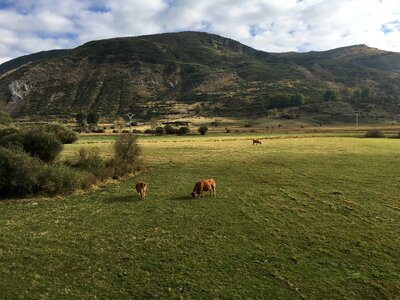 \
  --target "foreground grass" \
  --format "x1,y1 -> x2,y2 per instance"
0,135 -> 399,298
